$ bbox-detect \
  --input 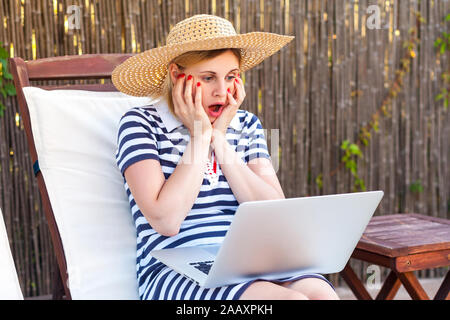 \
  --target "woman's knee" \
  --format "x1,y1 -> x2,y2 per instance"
285,277 -> 339,300
239,281 -> 309,300
308,287 -> 340,300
